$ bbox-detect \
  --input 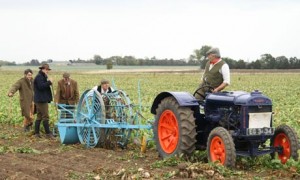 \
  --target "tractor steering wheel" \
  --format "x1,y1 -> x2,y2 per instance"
193,85 -> 215,98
